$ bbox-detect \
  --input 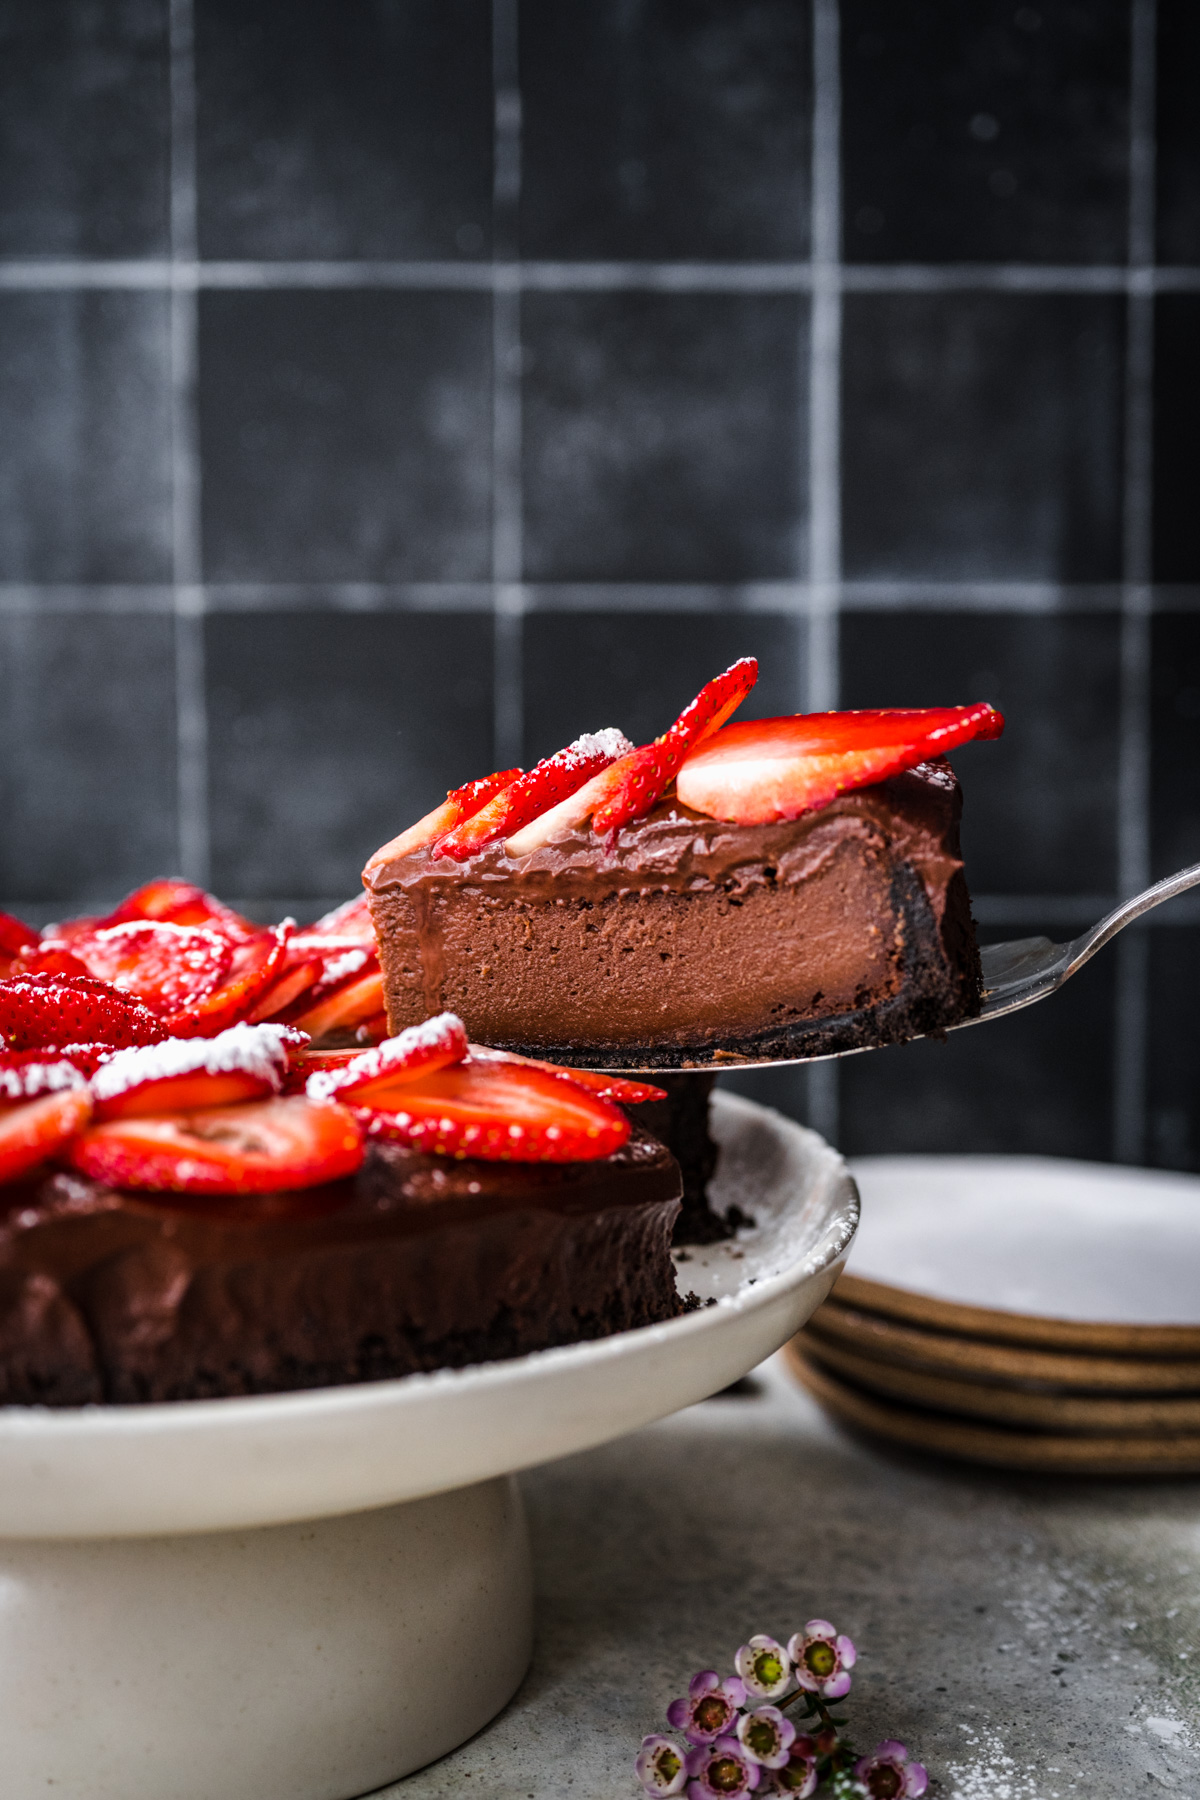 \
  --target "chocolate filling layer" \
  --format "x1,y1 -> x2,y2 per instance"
0,1130 -> 682,1405
366,762 -> 981,1064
